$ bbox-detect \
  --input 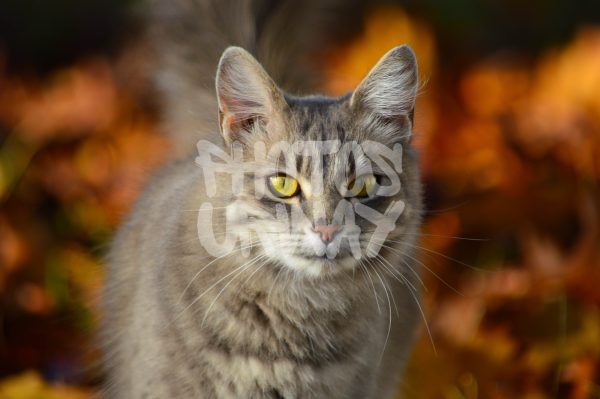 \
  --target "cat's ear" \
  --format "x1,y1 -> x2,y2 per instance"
216,47 -> 286,144
350,45 -> 418,132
